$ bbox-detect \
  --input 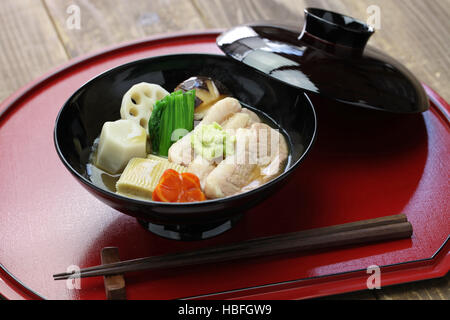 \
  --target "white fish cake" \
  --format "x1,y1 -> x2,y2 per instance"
120,82 -> 169,134
95,119 -> 147,174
